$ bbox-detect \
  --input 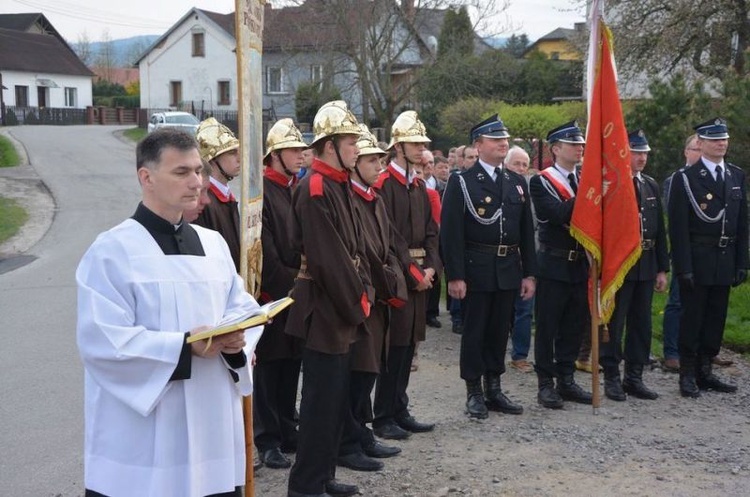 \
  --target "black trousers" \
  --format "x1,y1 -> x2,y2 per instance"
678,283 -> 730,362
288,348 -> 351,495
600,279 -> 654,367
427,271 -> 442,320
534,278 -> 589,378
253,357 -> 301,452
373,344 -> 414,427
460,289 -> 516,381
339,371 -> 378,456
